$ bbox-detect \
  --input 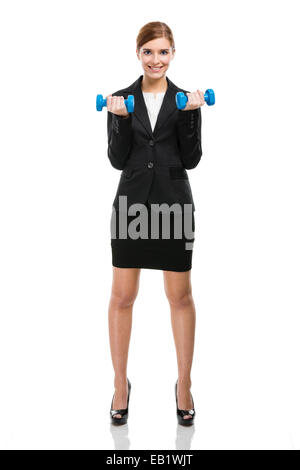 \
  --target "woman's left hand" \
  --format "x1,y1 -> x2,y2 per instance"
181,90 -> 205,111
